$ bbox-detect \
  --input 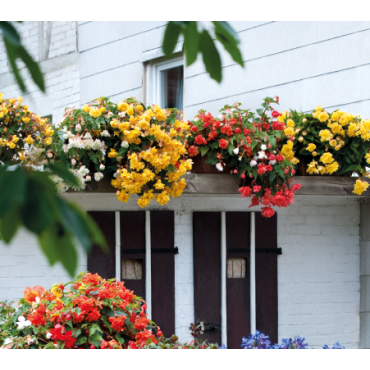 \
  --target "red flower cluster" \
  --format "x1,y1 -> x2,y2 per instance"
16,273 -> 161,349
